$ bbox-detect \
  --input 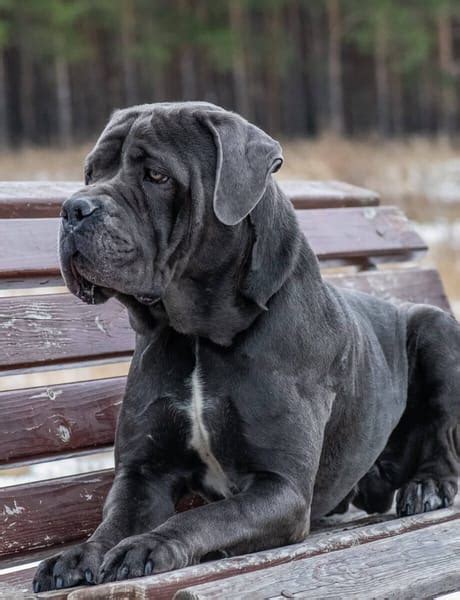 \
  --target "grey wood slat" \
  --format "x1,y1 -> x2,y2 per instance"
0,180 -> 379,218
27,508 -> 460,599
174,517 -> 460,599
